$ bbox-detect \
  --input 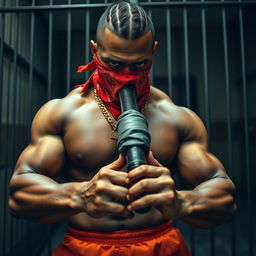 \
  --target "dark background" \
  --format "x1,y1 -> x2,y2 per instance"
0,0 -> 255,255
